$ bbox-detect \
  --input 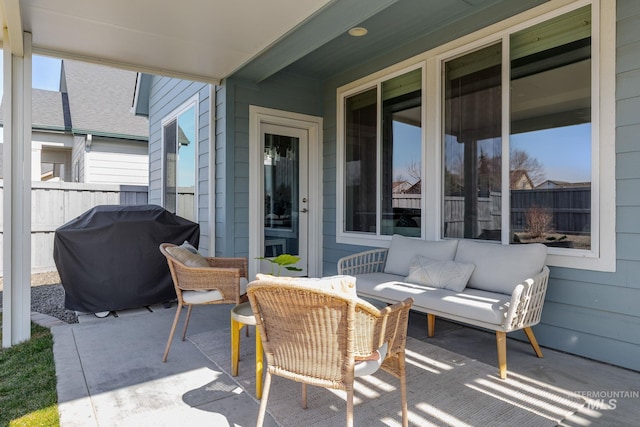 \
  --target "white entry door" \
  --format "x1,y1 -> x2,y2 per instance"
249,107 -> 322,279
259,123 -> 309,276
